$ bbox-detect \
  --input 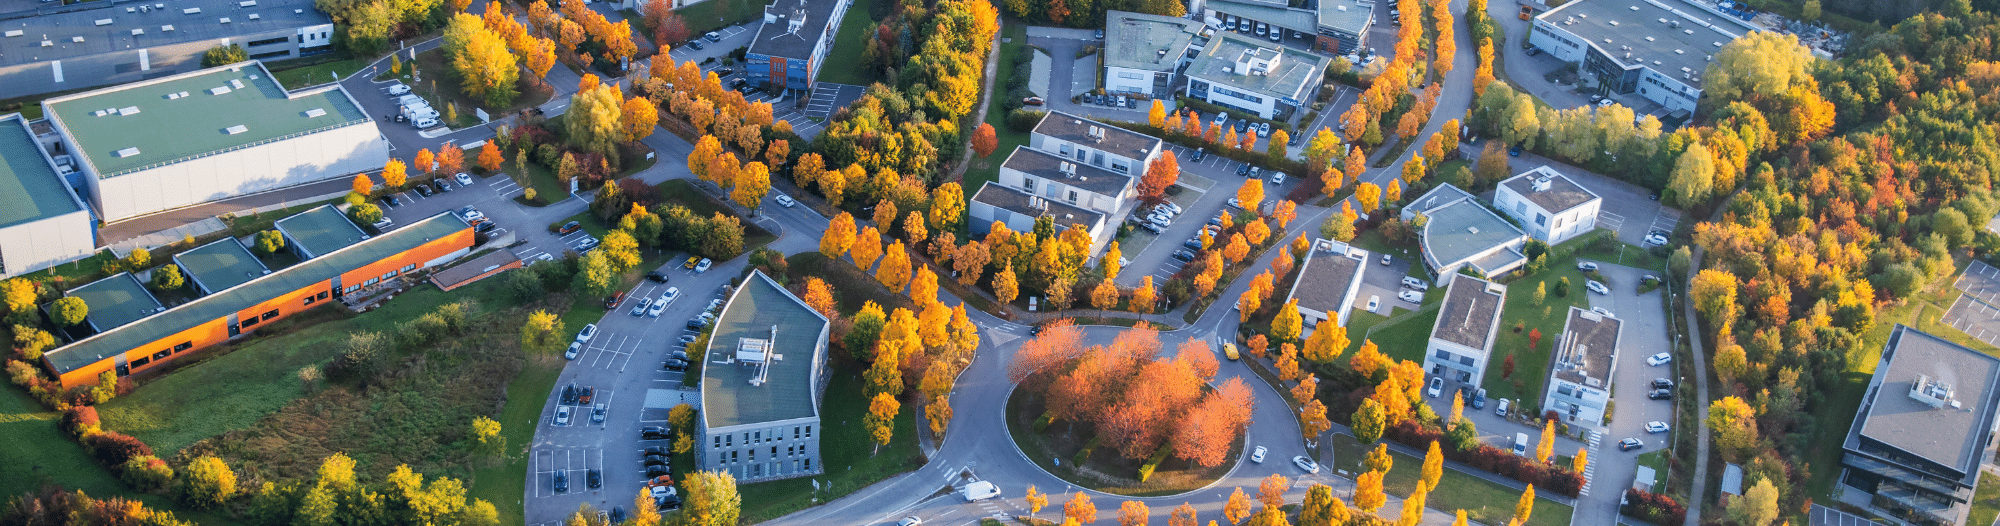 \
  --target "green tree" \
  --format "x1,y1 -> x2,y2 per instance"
521,310 -> 564,355
348,202 -> 384,225
1708,396 -> 1760,462
845,301 -> 888,360
680,470 -> 743,526
1726,477 -> 1780,526
1704,31 -> 1813,104
256,229 -> 286,255
125,247 -> 151,269
1668,142 -> 1714,206
600,230 -> 642,271
444,14 -> 520,107
50,296 -> 87,327
575,250 -> 618,299
178,455 -> 238,508
566,83 -> 624,156
1352,398 -> 1387,443
1934,208 -> 1974,248
152,264 -> 186,291
202,44 -> 248,67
